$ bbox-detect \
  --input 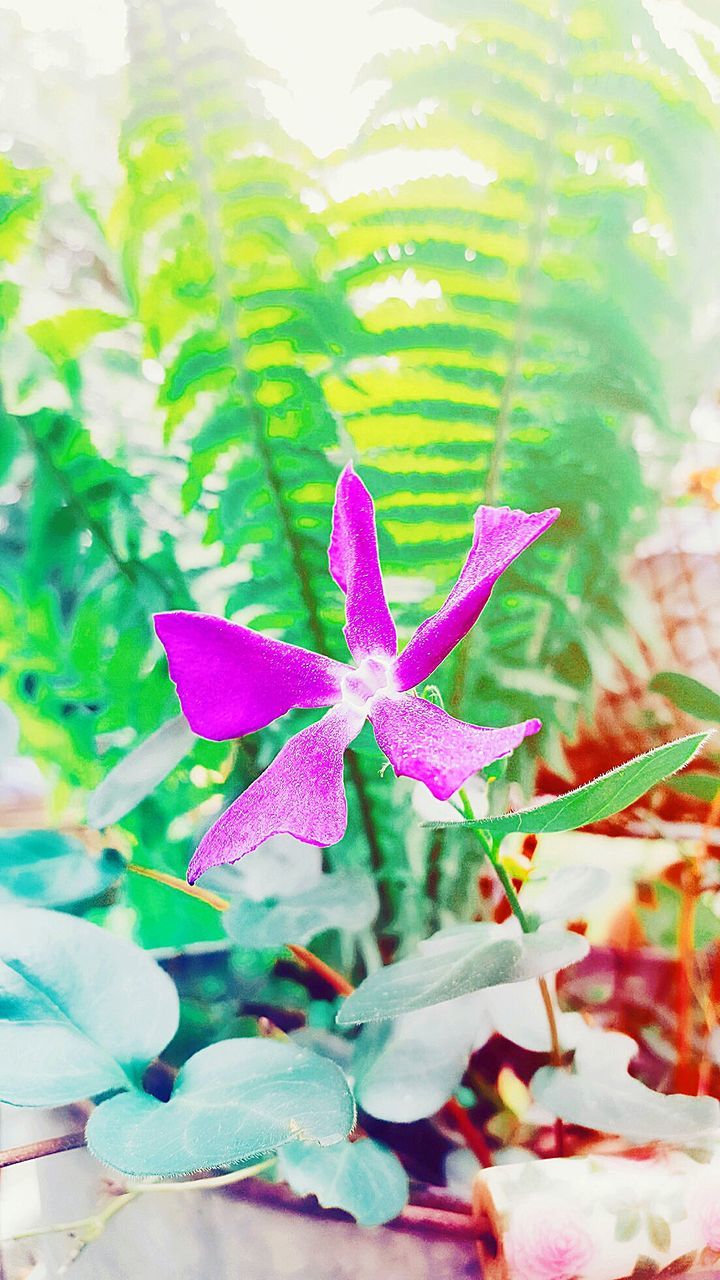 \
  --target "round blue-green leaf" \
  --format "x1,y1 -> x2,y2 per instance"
0,907 -> 179,1106
0,831 -> 124,910
278,1138 -> 409,1226
224,871 -> 379,950
87,1039 -> 356,1178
